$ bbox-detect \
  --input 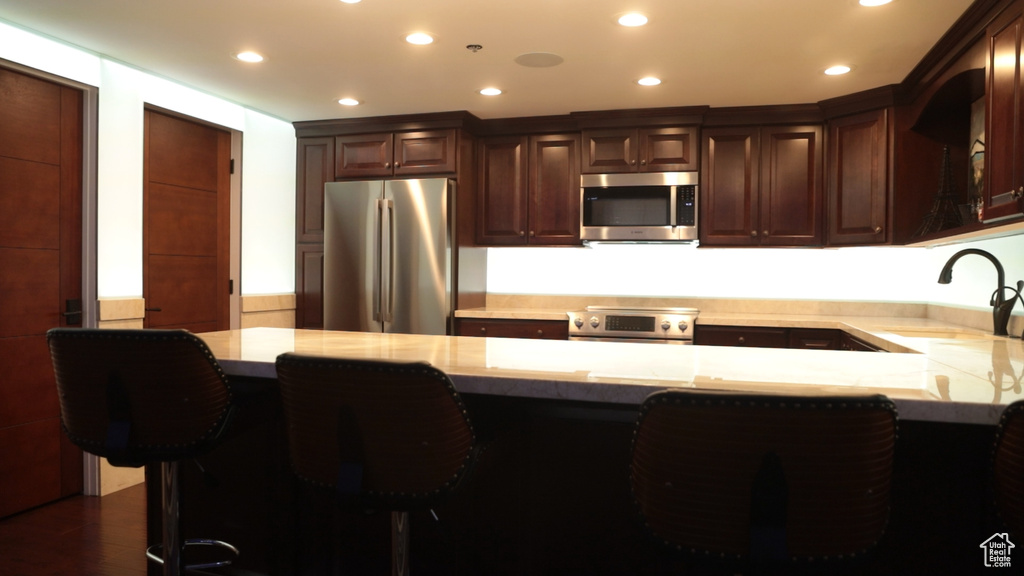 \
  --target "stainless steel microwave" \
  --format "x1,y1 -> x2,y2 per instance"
580,172 -> 698,242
